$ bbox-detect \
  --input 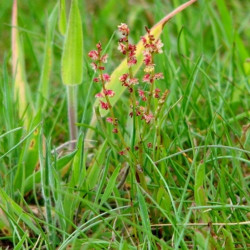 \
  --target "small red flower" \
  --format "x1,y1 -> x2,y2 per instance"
90,63 -> 98,71
118,23 -> 130,36
118,150 -> 125,155
99,66 -> 105,71
154,88 -> 161,98
95,92 -> 104,98
138,89 -> 147,101
118,43 -> 126,54
101,54 -> 108,63
128,78 -> 139,86
147,142 -> 152,148
143,113 -> 154,123
155,39 -> 164,54
100,101 -> 109,110
141,36 -> 147,45
96,42 -> 102,50
93,77 -> 99,82
106,117 -> 113,123
119,73 -> 129,83
88,50 -> 99,60
104,89 -> 115,97
143,51 -> 152,66
112,128 -> 118,134
103,73 -> 111,82
154,73 -> 164,80
143,74 -> 151,83
128,57 -> 137,66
